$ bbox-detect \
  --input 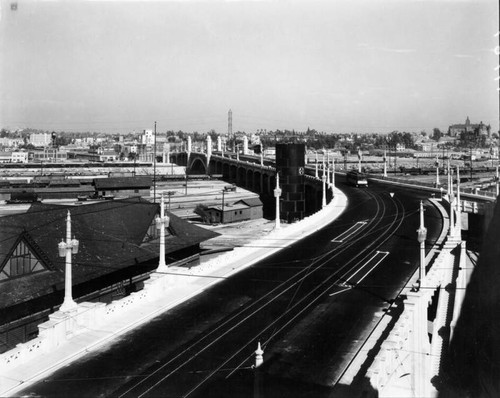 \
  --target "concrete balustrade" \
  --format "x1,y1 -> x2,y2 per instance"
367,233 -> 461,397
